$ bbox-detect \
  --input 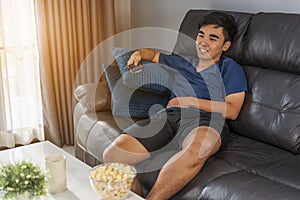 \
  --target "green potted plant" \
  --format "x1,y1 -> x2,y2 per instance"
0,160 -> 46,200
